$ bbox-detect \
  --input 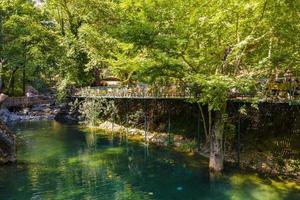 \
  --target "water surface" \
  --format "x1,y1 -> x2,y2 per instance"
0,121 -> 299,200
